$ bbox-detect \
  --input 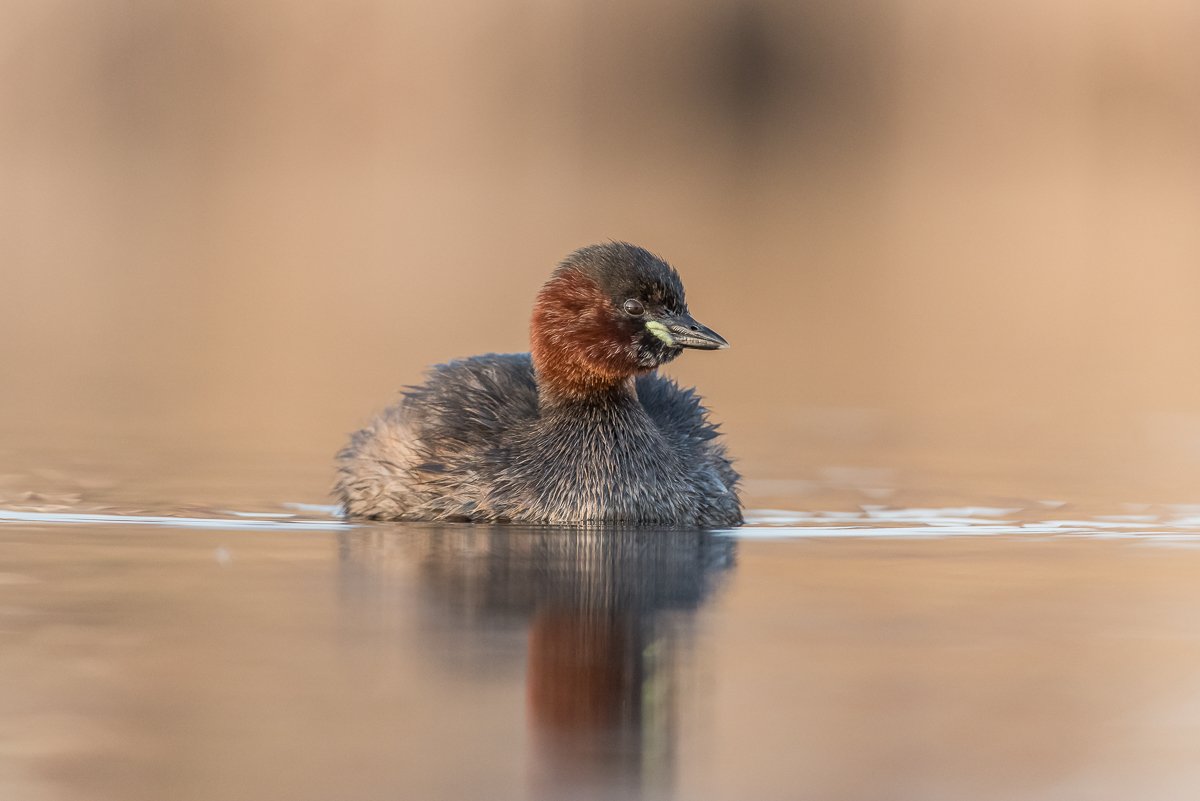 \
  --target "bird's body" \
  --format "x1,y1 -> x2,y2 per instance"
335,243 -> 742,527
